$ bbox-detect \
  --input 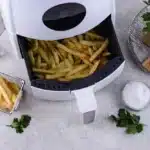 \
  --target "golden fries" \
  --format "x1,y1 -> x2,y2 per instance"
80,40 -> 103,46
45,73 -> 66,79
66,64 -> 88,76
28,31 -> 110,81
90,39 -> 109,62
28,50 -> 35,66
57,43 -> 88,59
0,76 -> 20,111
32,68 -> 56,74
102,51 -> 111,57
68,54 -> 74,64
36,55 -> 41,68
89,60 -> 100,75
66,73 -> 89,80
86,32 -> 105,40
38,48 -> 50,64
